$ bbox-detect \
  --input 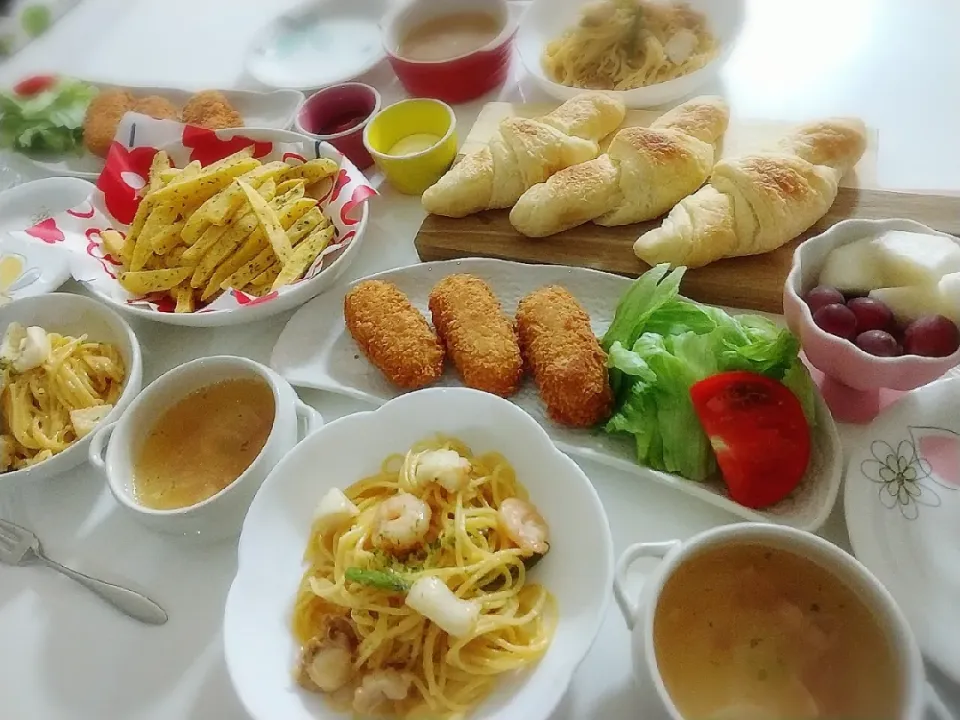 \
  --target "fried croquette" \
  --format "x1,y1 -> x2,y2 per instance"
82,89 -> 134,158
428,274 -> 523,397
344,280 -> 444,390
181,90 -> 243,130
133,95 -> 179,121
516,286 -> 612,427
